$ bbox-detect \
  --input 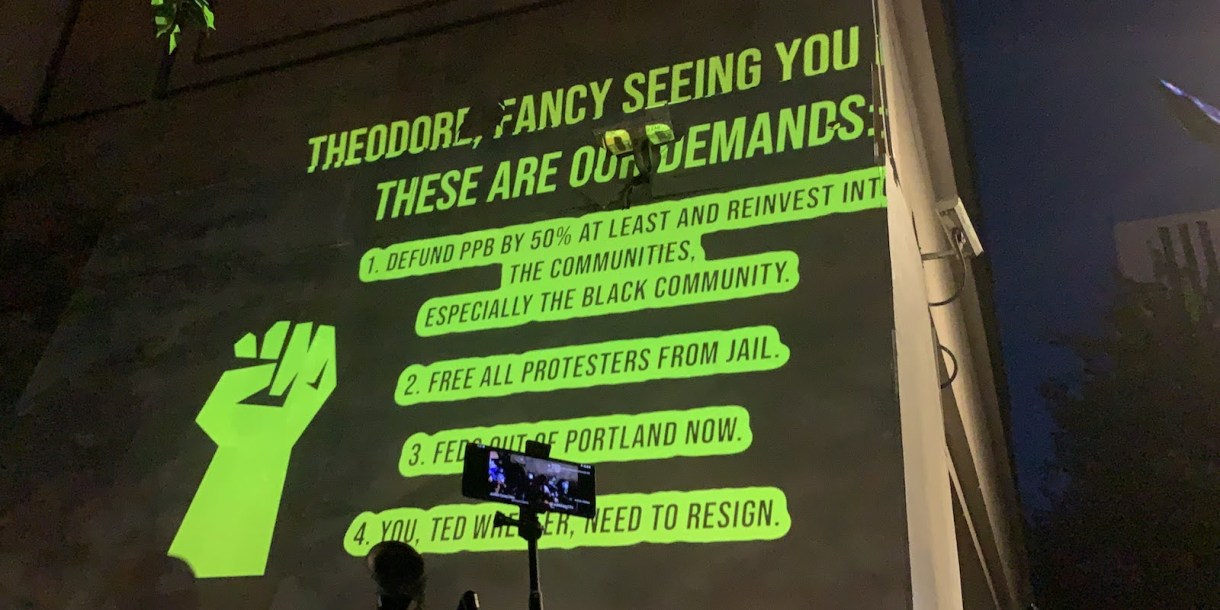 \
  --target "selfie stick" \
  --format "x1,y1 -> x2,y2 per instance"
493,440 -> 550,610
